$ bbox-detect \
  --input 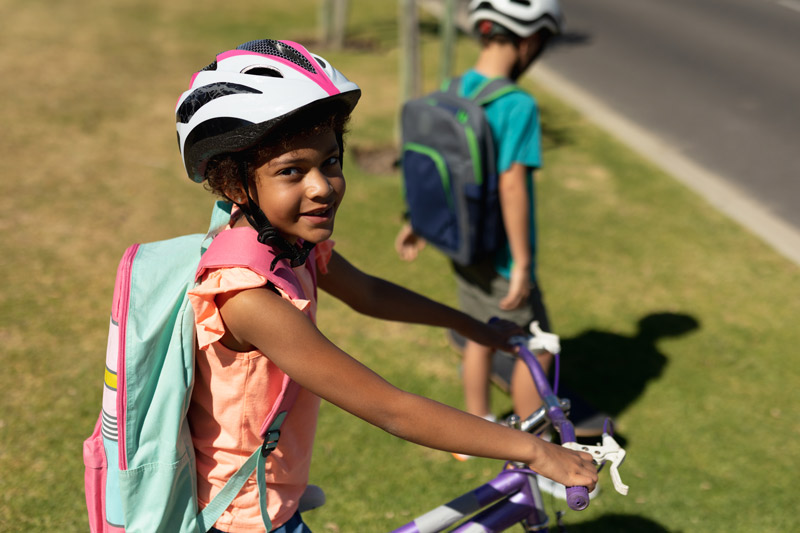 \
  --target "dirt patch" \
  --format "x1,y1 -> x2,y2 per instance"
351,145 -> 400,175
